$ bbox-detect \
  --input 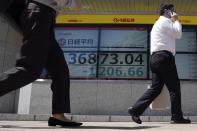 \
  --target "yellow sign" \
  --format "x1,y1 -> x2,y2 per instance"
56,15 -> 197,25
